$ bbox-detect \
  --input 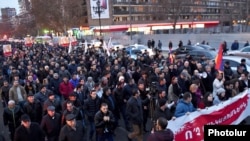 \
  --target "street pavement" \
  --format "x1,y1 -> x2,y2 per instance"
0,102 -> 249,141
